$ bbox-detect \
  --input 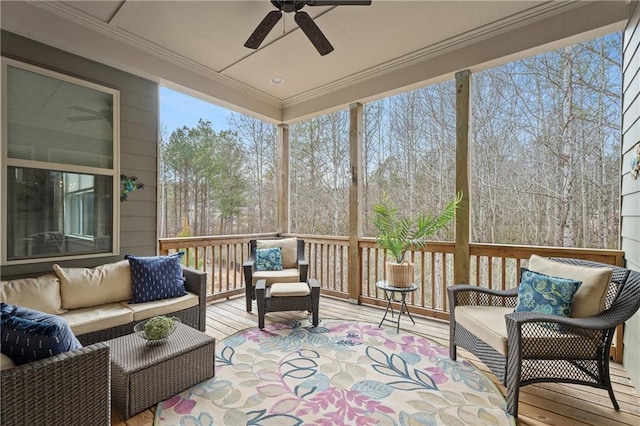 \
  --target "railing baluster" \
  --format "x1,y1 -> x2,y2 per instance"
332,244 -> 337,292
430,253 -> 436,309
488,256 -> 493,290
441,253 -> 447,311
